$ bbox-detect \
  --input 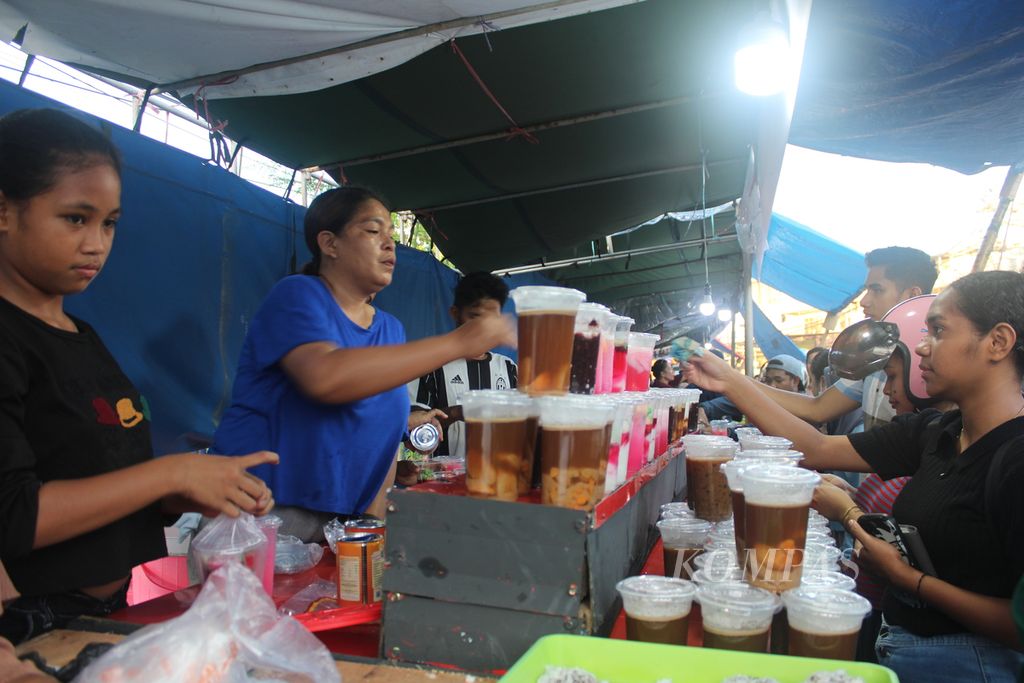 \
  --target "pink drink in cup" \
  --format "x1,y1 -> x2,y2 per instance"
596,313 -> 618,394
255,515 -> 282,596
626,332 -> 658,391
612,316 -> 634,392
627,396 -> 648,477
